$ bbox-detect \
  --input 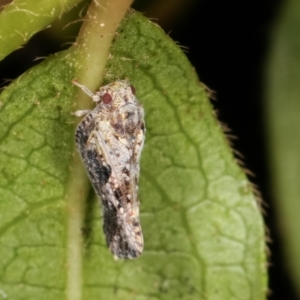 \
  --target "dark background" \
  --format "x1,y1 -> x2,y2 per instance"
0,0 -> 296,299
